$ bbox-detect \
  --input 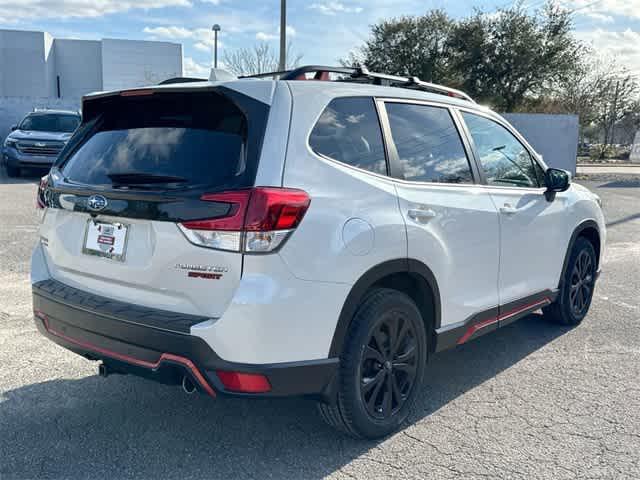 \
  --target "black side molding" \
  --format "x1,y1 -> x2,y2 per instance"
434,289 -> 558,352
